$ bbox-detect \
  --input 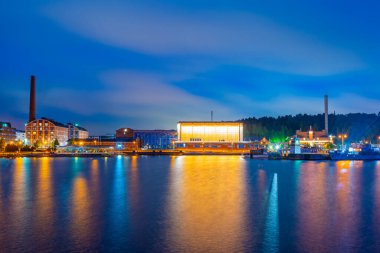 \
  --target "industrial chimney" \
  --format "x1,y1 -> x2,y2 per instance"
29,75 -> 36,122
324,95 -> 328,135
